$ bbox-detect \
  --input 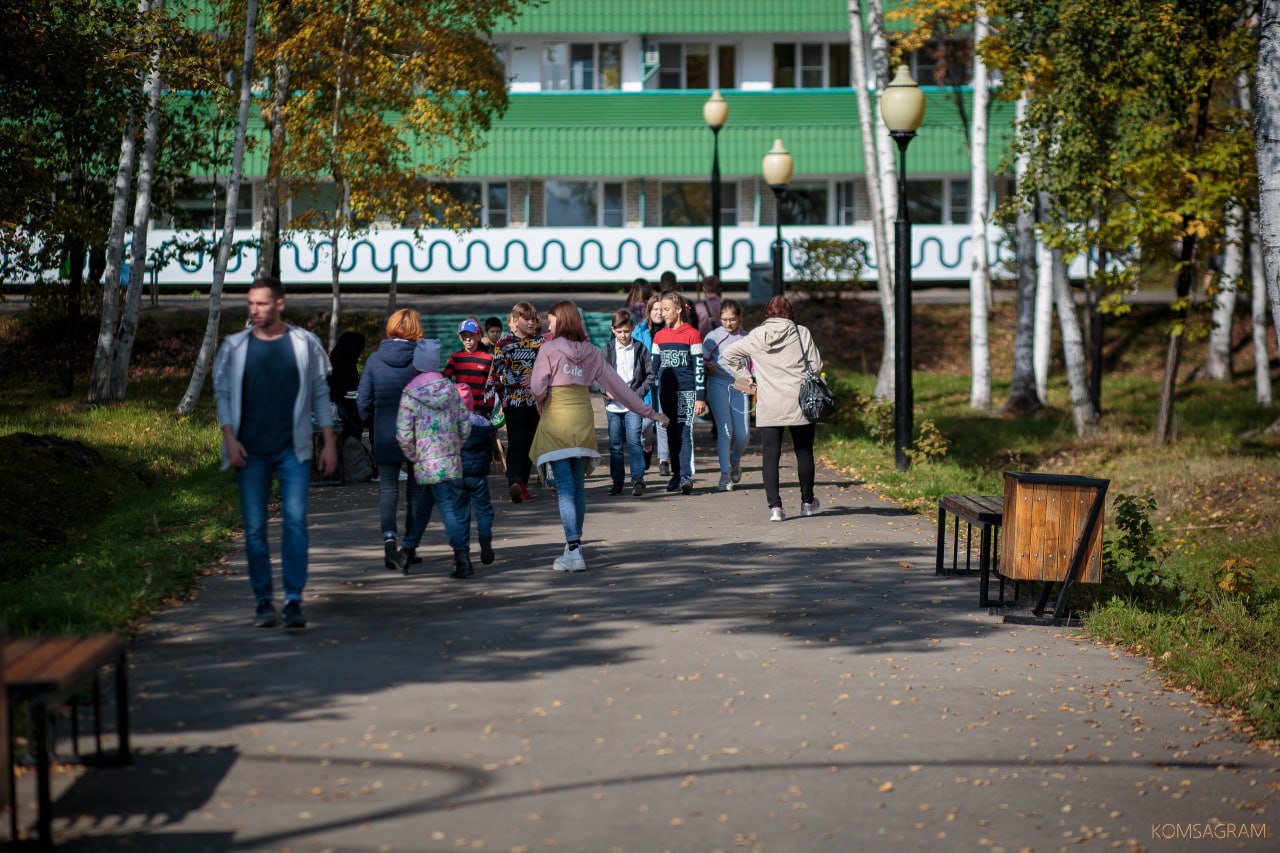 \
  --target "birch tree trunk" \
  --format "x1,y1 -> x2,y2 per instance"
1033,236 -> 1054,400
1252,216 -> 1274,407
1006,95 -> 1042,413
88,0 -> 150,403
88,101 -> 138,403
1262,5 -> 1280,434
967,6 -> 992,409
257,39 -> 291,279
1205,206 -> 1242,381
1154,89 -> 1211,445
176,0 -> 258,416
110,0 -> 166,399
848,0 -> 894,400
327,0 -> 358,352
866,0 -> 898,297
1053,250 -> 1098,436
